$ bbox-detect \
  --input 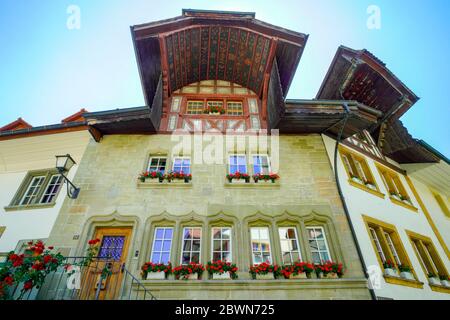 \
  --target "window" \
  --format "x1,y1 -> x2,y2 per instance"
227,102 -> 243,115
150,227 -> 173,264
147,157 -> 167,174
432,192 -> 450,218
250,227 -> 272,264
279,227 -> 301,264
363,216 -> 414,275
229,155 -> 247,174
376,165 -> 415,209
407,231 -> 449,281
20,176 -> 46,205
40,175 -> 64,204
172,157 -> 191,174
10,171 -> 64,208
252,155 -> 270,175
339,148 -> 376,186
211,227 -> 232,262
0,227 -> 5,239
307,227 -> 331,264
186,101 -> 204,114
181,227 -> 201,264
